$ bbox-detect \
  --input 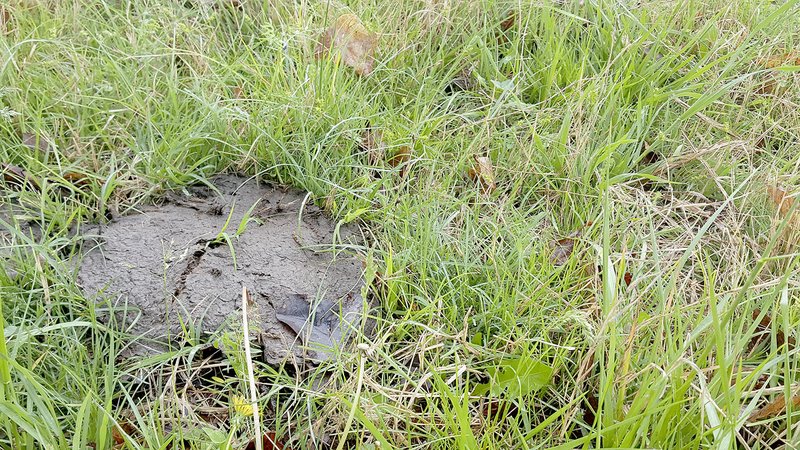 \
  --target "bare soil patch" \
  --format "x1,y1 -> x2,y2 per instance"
78,175 -> 365,365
